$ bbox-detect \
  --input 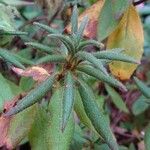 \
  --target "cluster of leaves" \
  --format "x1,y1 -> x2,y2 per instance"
0,0 -> 150,150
